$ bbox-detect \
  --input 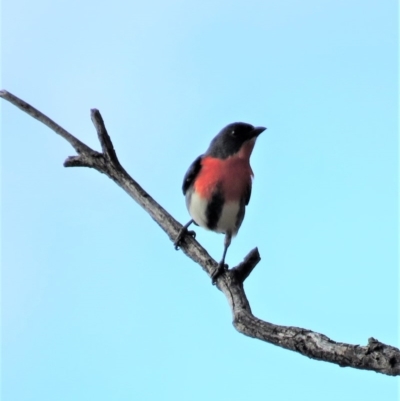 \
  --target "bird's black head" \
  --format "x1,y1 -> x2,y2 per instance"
205,122 -> 266,159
